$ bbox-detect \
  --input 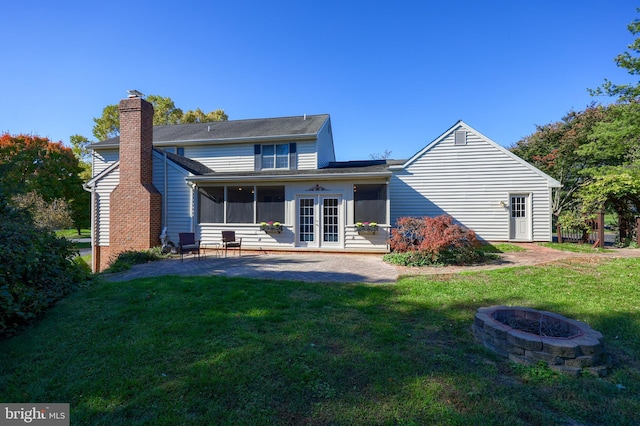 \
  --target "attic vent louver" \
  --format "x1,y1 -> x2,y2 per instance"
454,130 -> 467,146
